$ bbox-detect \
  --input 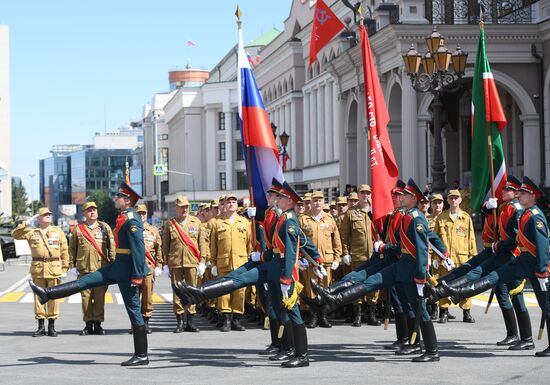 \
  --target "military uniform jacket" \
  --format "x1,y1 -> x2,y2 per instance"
144,222 -> 163,272
69,221 -> 116,273
13,224 -> 69,279
491,199 -> 524,255
399,208 -> 430,284
163,216 -> 205,268
339,206 -> 375,261
199,217 -> 217,262
516,205 -> 550,278
210,214 -> 252,274
434,209 -> 477,263
273,209 -> 301,285
299,211 -> 342,264
114,208 -> 148,280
